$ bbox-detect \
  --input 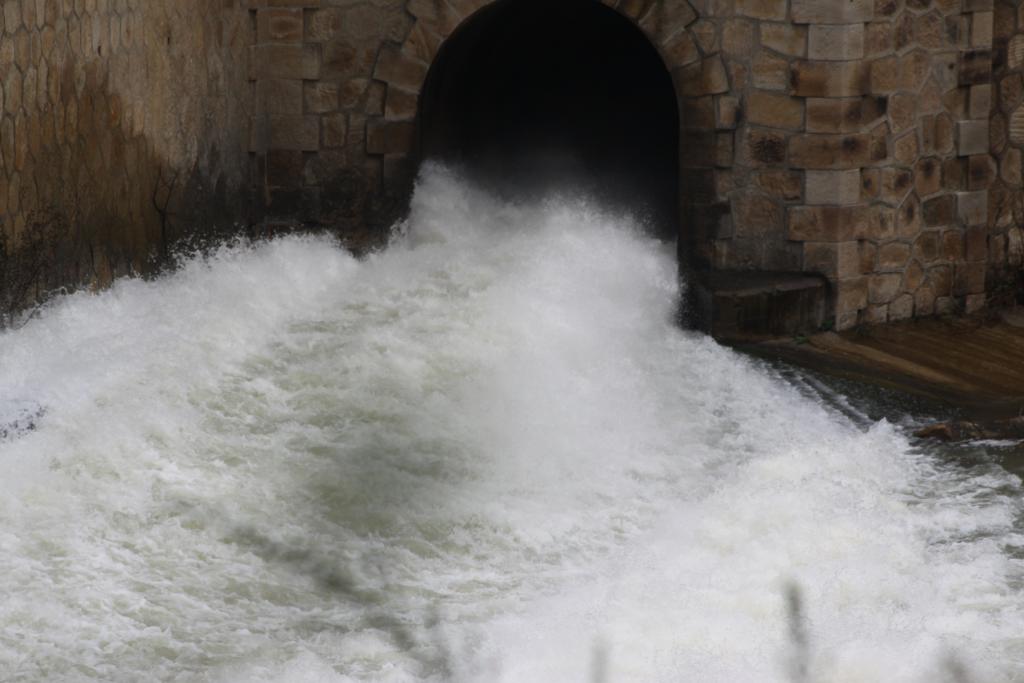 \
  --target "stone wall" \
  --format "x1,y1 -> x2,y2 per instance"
0,0 -> 252,317
251,0 -> 1005,331
2,0 -> 1017,333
